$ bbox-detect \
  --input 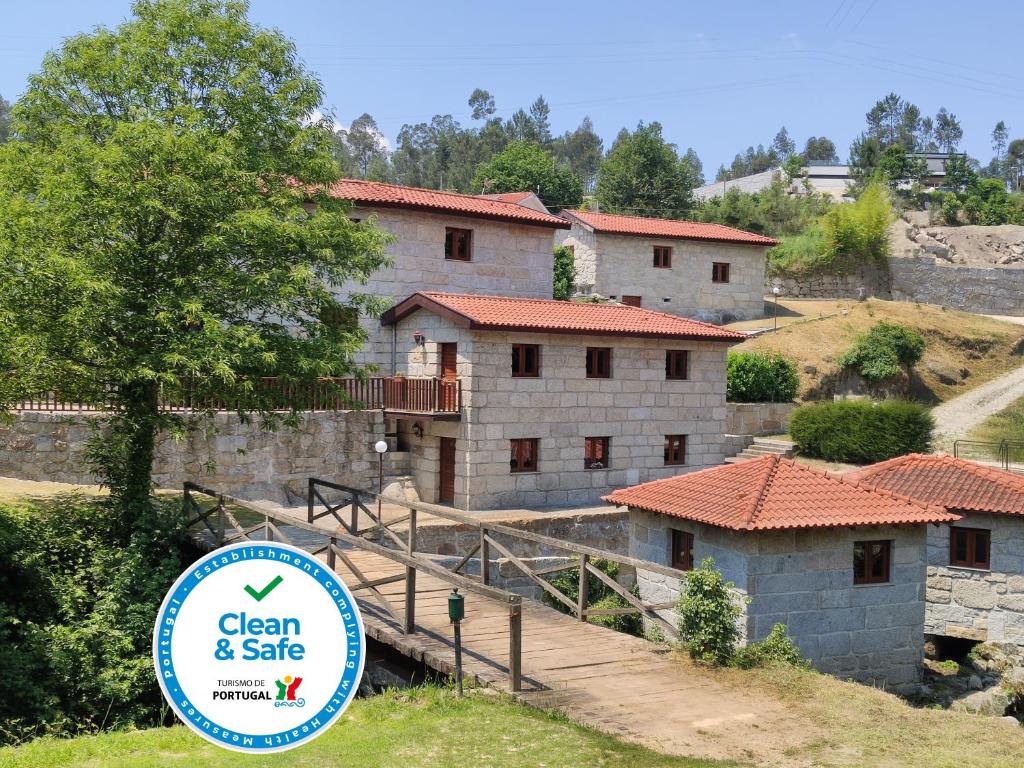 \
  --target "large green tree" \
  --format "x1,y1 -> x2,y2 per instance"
472,141 -> 583,208
0,0 -> 391,531
595,122 -> 696,218
0,95 -> 10,143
